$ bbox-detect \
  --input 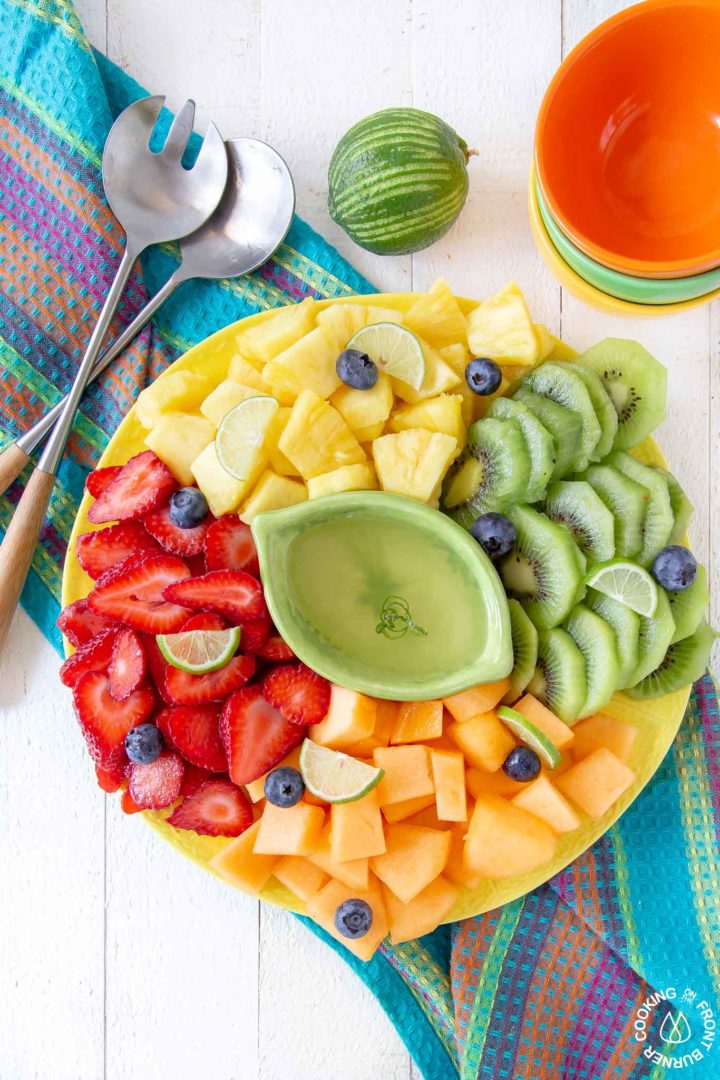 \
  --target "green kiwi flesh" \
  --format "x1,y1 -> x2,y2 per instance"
578,338 -> 667,450
543,480 -> 615,564
441,416 -> 530,528
582,464 -> 647,559
528,627 -> 587,724
563,604 -> 621,719
513,386 -> 584,479
523,362 -> 601,471
625,588 -> 676,688
586,588 -> 640,688
668,563 -> 710,644
503,599 -> 539,704
658,469 -> 694,545
487,396 -> 555,503
563,361 -> 618,459
606,451 -> 673,566
626,620 -> 718,700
